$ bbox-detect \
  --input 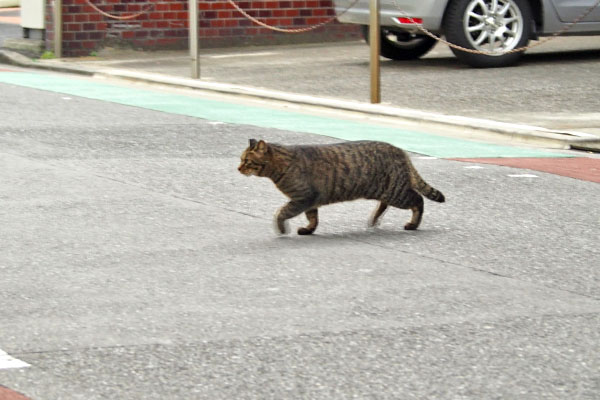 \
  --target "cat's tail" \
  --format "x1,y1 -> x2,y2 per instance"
408,163 -> 445,203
